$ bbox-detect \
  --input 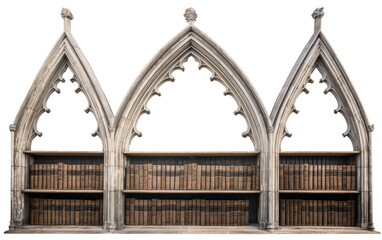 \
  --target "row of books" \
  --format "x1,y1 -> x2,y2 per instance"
279,198 -> 356,226
125,161 -> 260,190
125,198 -> 250,226
279,164 -> 356,190
29,163 -> 104,190
30,198 -> 103,225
